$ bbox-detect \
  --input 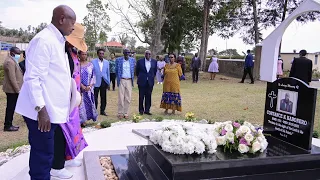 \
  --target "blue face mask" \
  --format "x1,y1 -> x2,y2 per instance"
14,54 -> 20,63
